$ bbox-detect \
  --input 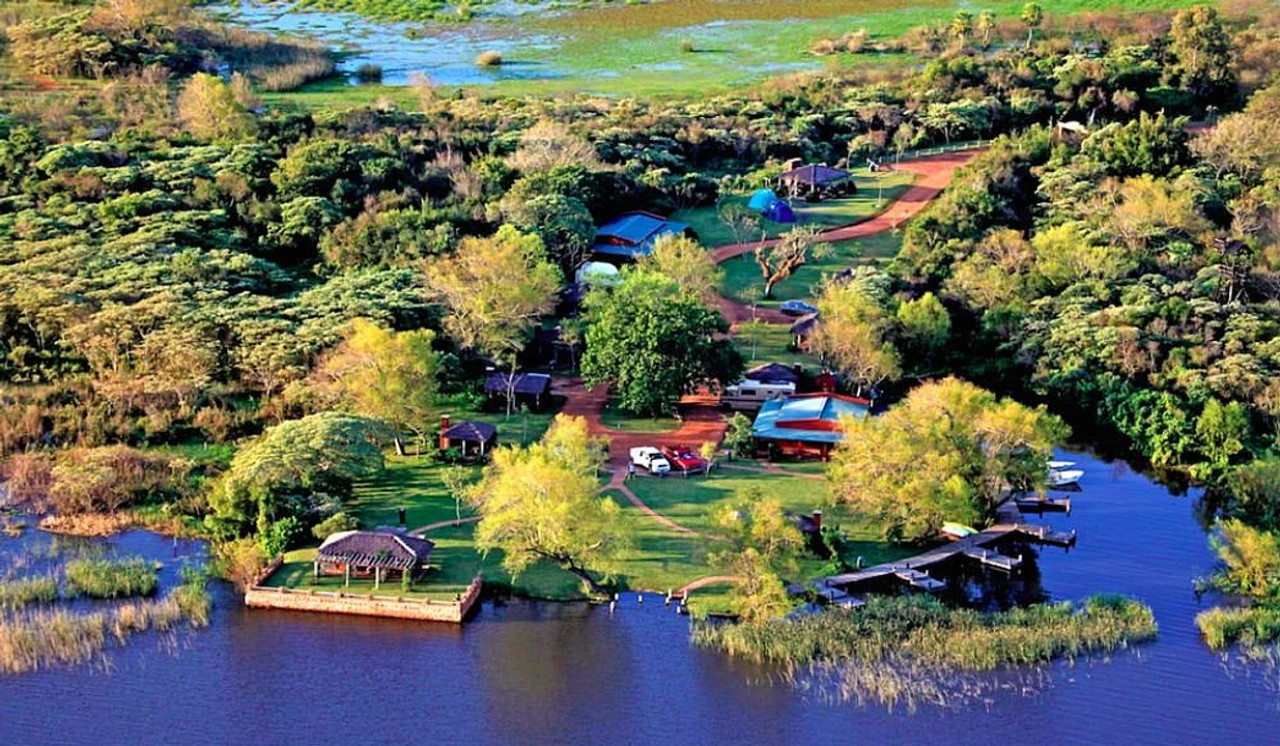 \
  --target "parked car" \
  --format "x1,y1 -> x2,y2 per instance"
629,446 -> 671,474
780,300 -> 819,316
661,446 -> 707,474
